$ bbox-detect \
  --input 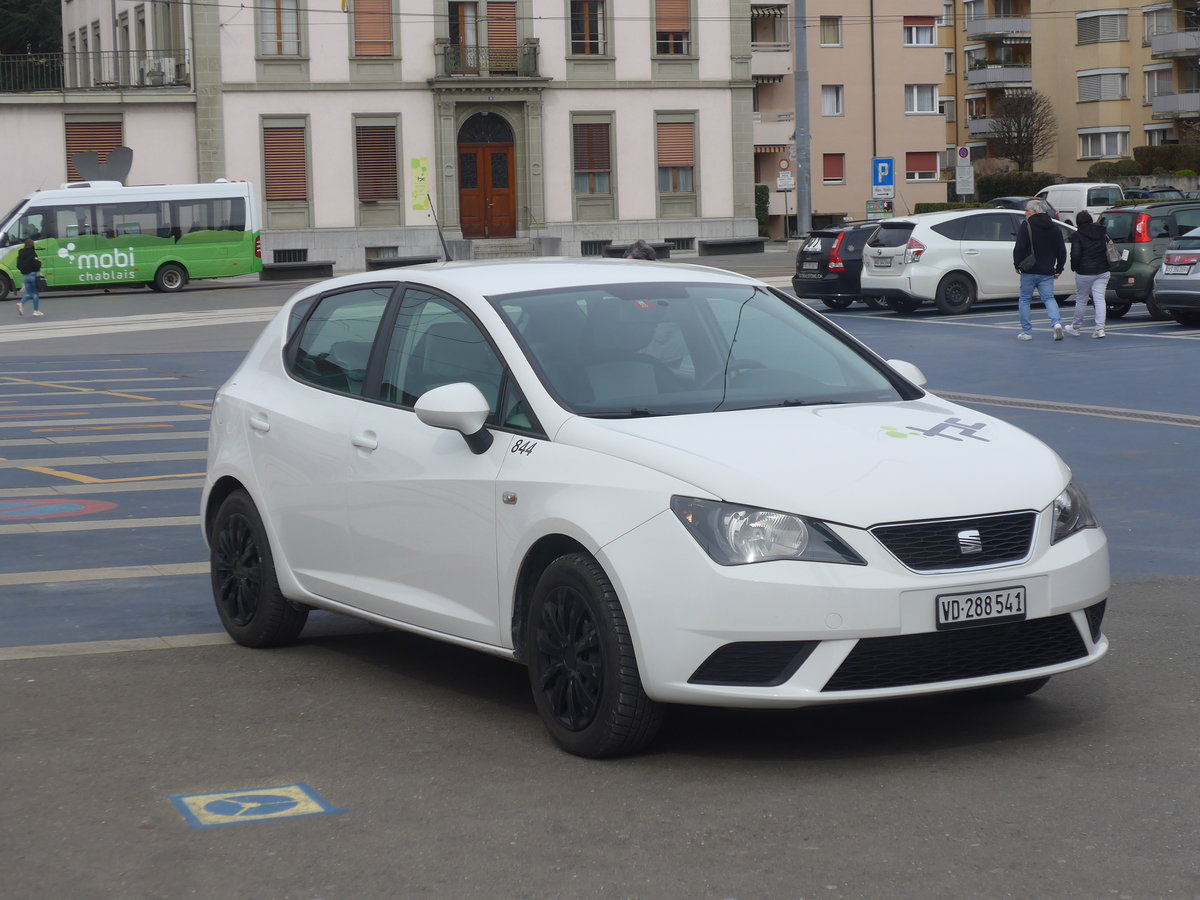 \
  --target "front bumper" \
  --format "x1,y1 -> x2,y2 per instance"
600,509 -> 1109,707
